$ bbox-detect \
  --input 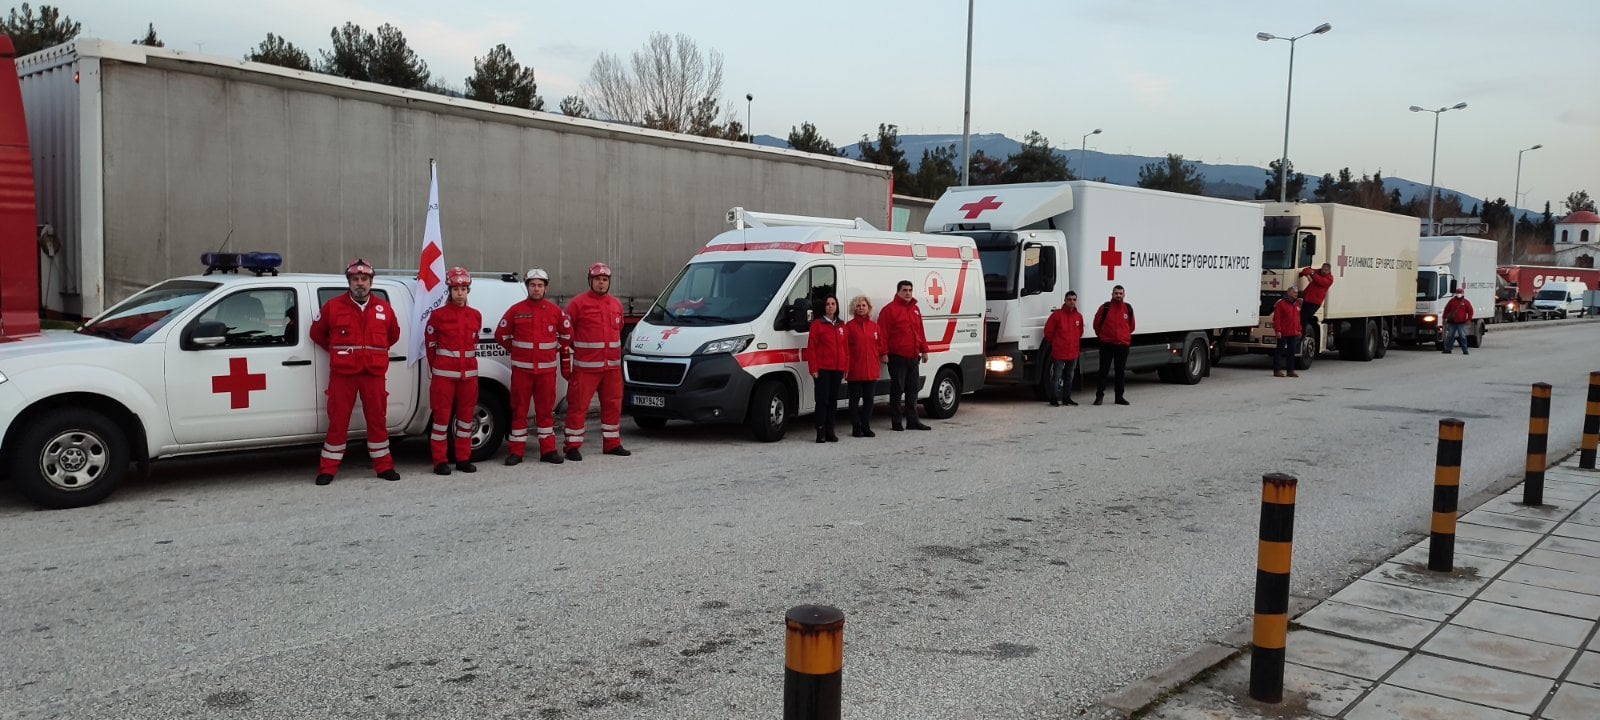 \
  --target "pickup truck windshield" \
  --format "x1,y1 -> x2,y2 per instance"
645,260 -> 794,326
78,280 -> 219,343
